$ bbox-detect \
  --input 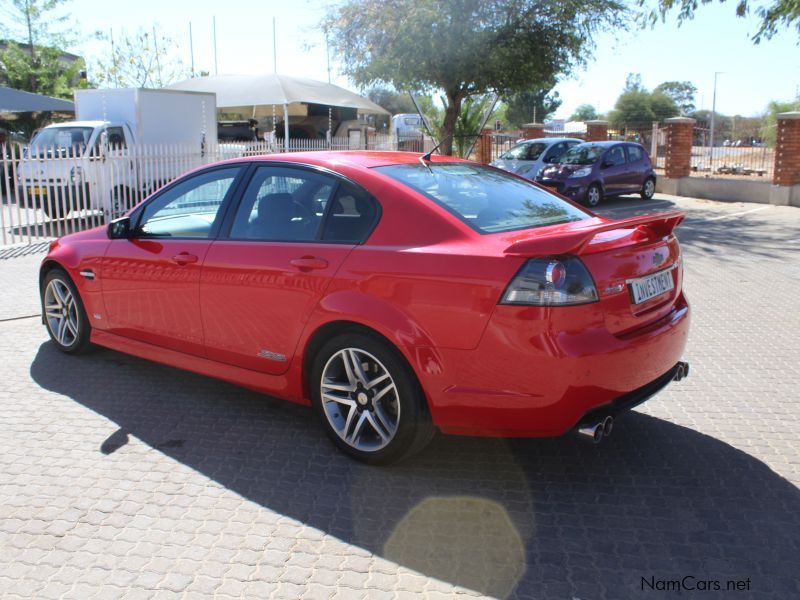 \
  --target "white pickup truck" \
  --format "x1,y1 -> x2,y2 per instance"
17,88 -> 216,218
